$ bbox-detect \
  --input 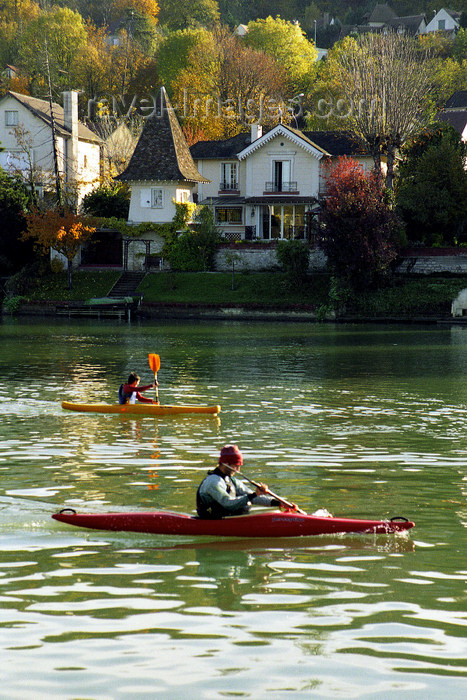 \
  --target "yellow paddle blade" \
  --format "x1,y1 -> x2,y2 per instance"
148,353 -> 160,373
